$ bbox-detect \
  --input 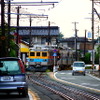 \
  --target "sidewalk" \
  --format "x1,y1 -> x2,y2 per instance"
90,70 -> 100,78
